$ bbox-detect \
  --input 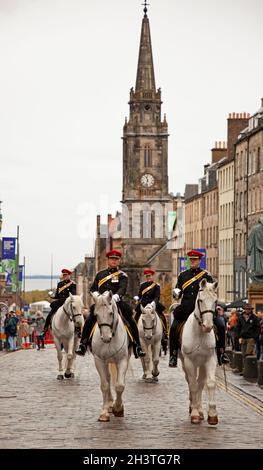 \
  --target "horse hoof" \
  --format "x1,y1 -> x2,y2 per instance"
142,374 -> 147,380
98,414 -> 110,422
152,370 -> 160,377
145,377 -> 153,383
208,415 -> 218,425
189,406 -> 192,415
112,407 -> 124,417
152,376 -> 159,382
64,372 -> 72,378
57,375 -> 64,380
191,415 -> 201,424
199,411 -> 204,420
108,406 -> 113,413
